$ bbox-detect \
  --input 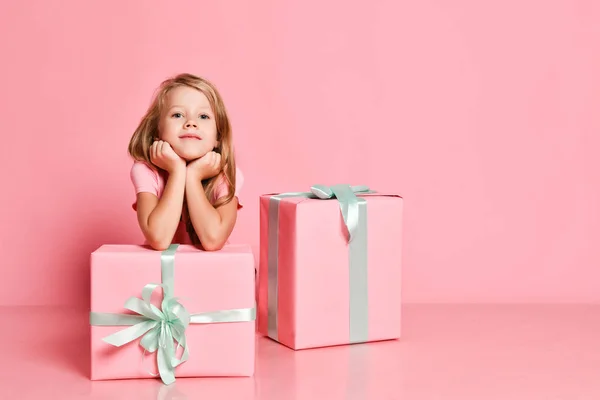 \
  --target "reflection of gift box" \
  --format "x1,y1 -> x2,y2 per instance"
89,244 -> 256,384
258,185 -> 403,350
